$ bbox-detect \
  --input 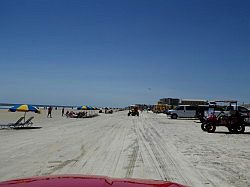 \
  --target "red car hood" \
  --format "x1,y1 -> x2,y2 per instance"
0,175 -> 185,187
